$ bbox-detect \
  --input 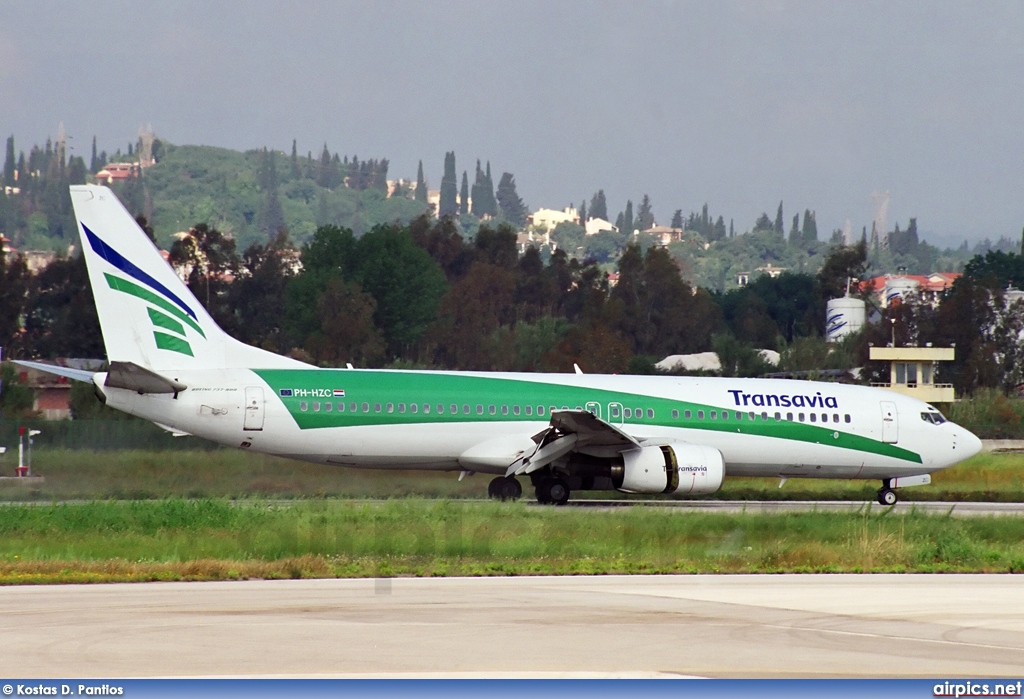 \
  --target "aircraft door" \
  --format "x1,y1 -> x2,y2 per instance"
244,386 -> 265,431
608,402 -> 624,426
880,401 -> 898,443
585,401 -> 602,419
